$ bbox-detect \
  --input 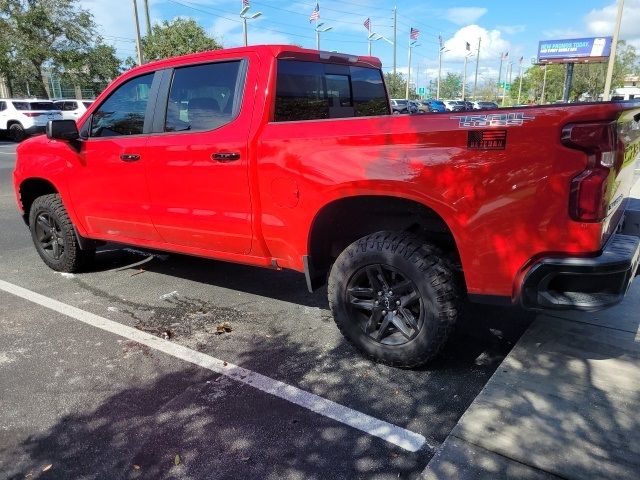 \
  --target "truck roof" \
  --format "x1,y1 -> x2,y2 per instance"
127,45 -> 382,74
